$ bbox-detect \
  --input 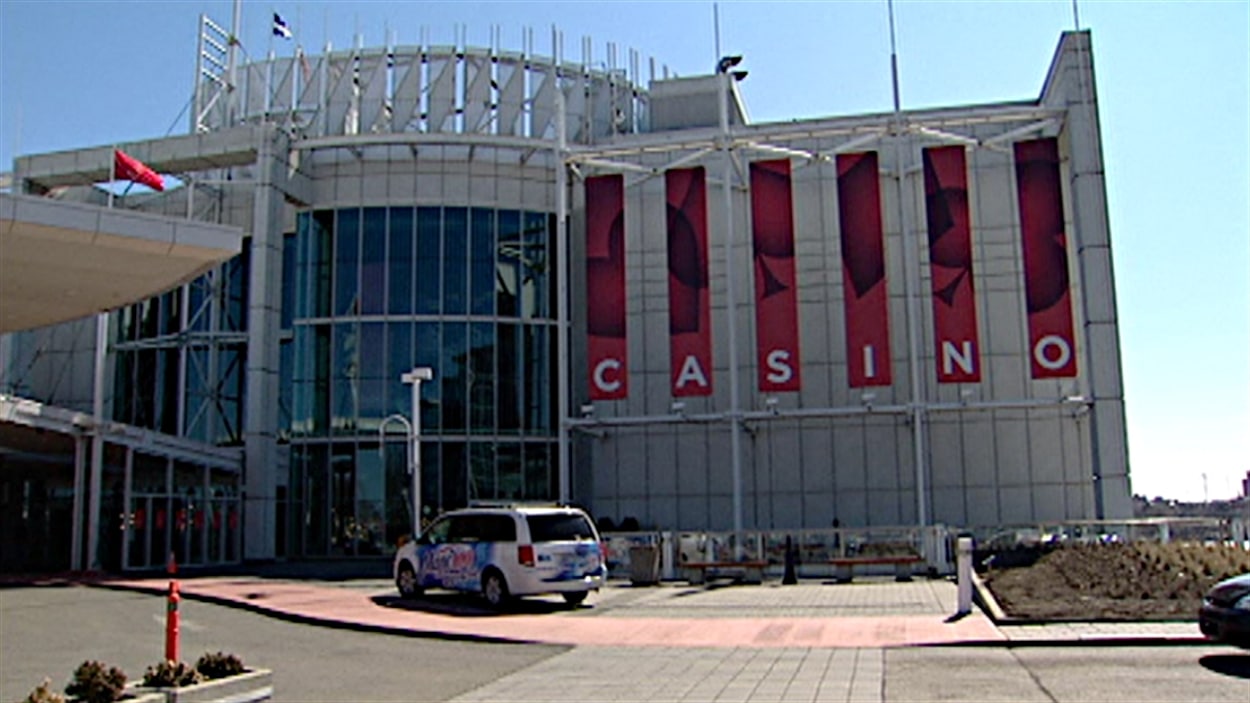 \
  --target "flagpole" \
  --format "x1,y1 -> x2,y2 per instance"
89,146 -> 117,570
108,146 -> 116,209
886,0 -> 929,530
